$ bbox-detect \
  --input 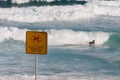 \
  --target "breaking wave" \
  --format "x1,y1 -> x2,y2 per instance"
0,27 -> 112,46
1,27 -> 119,47
48,29 -> 110,46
